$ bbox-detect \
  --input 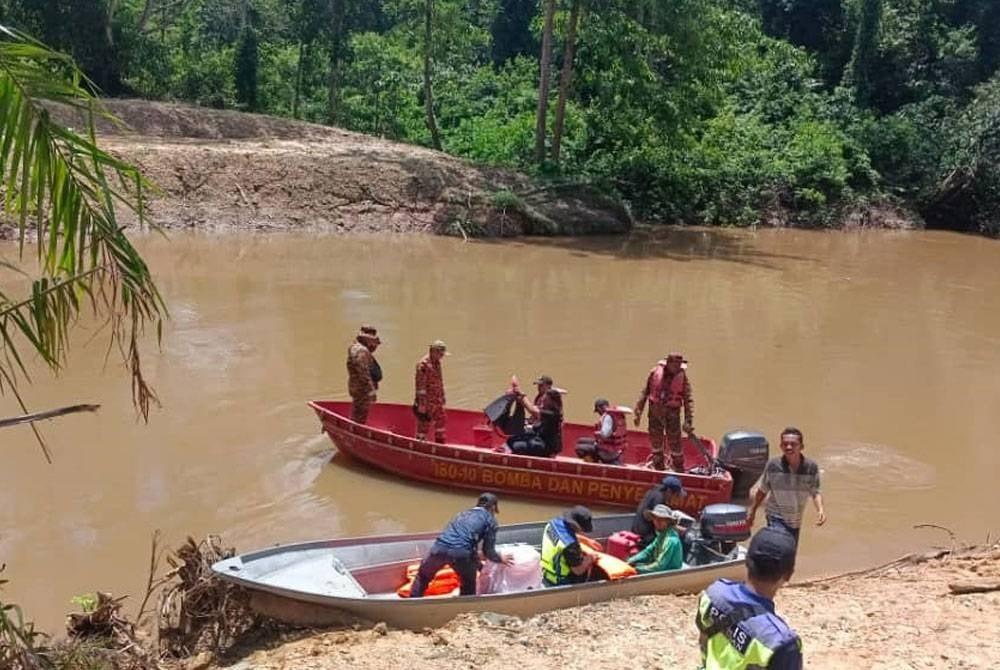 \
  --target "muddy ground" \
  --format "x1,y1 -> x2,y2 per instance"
51,100 -> 631,237
200,543 -> 1000,670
